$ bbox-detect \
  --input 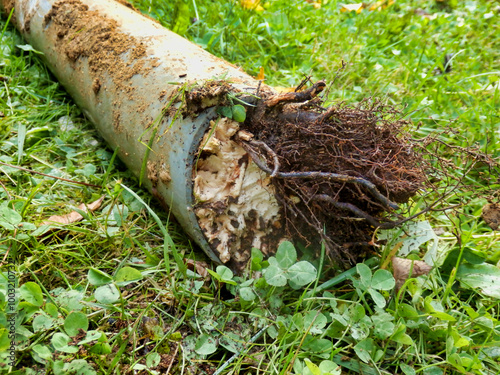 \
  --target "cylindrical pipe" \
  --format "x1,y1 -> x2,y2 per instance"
2,0 -> 281,266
